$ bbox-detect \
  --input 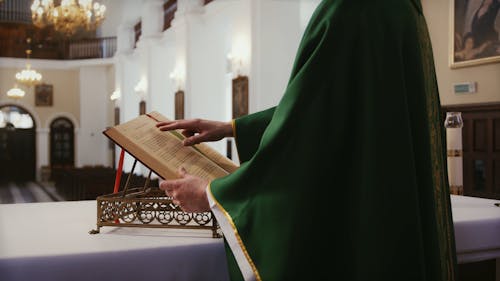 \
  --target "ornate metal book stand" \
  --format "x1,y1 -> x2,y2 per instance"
89,159 -> 221,238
